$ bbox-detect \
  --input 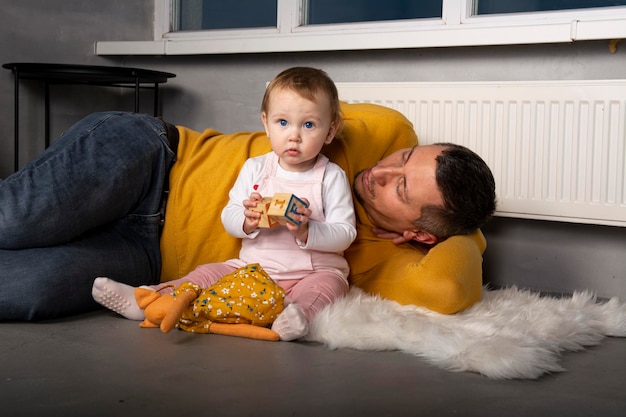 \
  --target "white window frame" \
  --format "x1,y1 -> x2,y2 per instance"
95,0 -> 626,55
